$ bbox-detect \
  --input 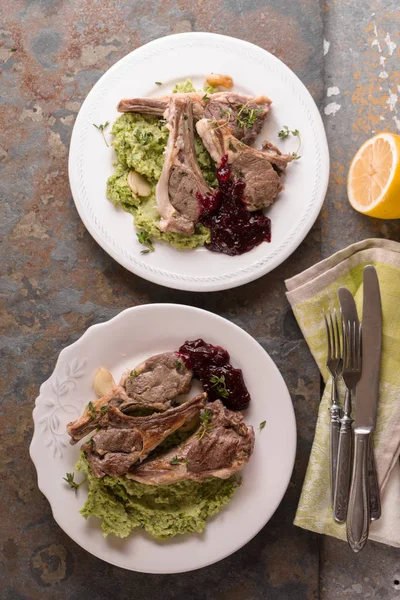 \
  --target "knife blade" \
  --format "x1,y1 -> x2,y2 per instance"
347,266 -> 382,552
338,287 -> 381,521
